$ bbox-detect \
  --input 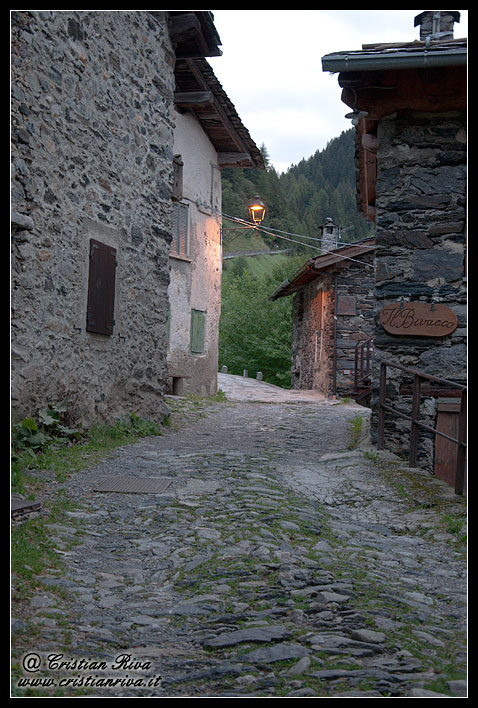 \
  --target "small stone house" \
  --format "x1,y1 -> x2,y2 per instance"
270,228 -> 375,401
167,58 -> 264,397
11,11 -> 258,426
322,10 -> 467,475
